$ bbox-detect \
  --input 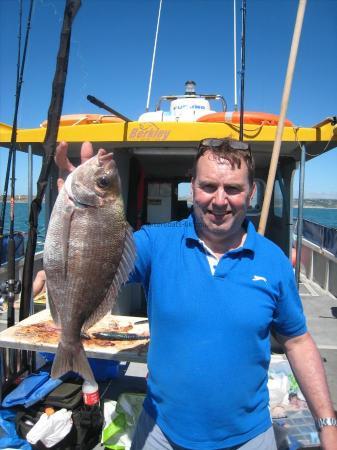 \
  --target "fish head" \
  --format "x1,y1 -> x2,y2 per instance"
71,150 -> 121,206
